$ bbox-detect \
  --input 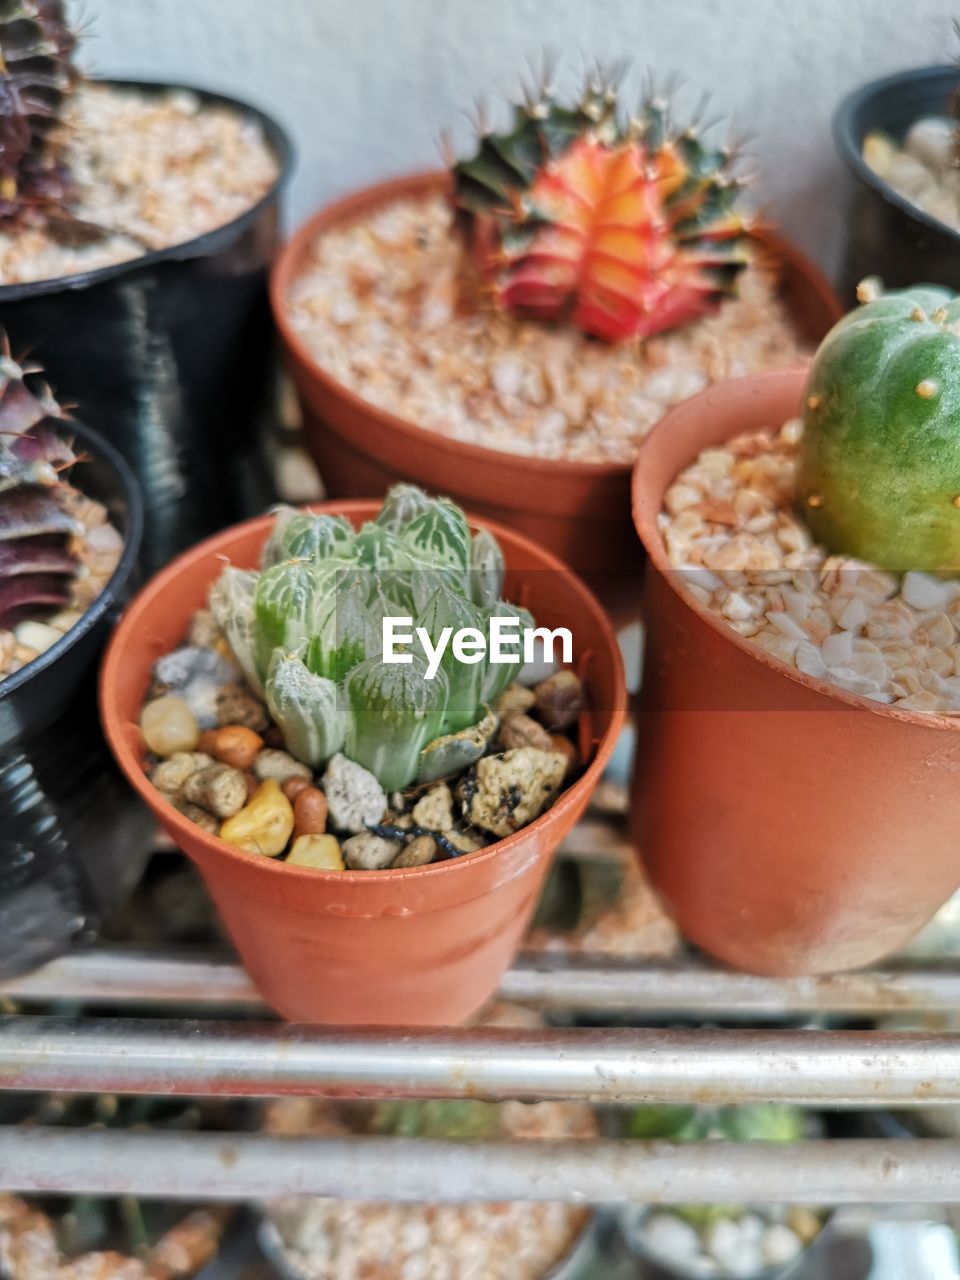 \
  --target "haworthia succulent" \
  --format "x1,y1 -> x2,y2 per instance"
261,508 -> 354,568
343,653 -> 449,792
469,527 -> 505,606
416,582 -> 488,734
265,650 -> 344,767
208,566 -> 264,696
